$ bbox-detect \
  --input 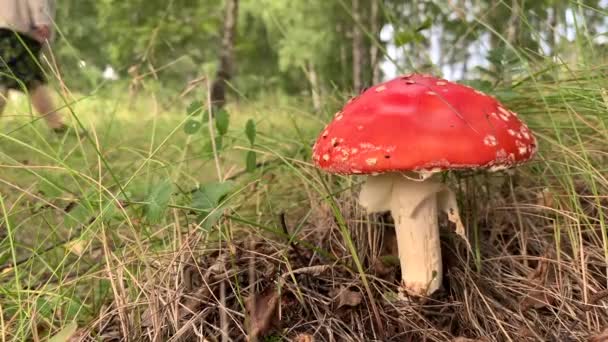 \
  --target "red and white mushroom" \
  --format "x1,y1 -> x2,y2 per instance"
312,74 -> 537,297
